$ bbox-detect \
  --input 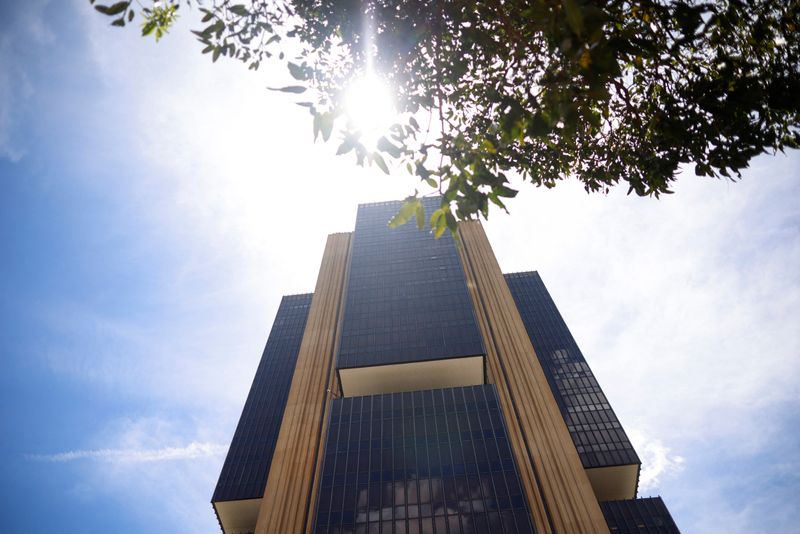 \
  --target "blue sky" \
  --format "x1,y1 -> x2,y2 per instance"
1,1 -> 798,532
